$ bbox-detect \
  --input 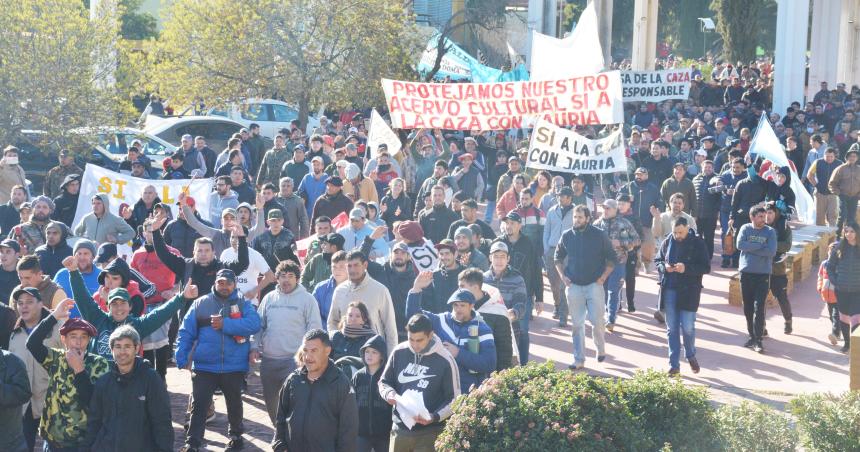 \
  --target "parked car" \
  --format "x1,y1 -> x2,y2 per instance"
144,115 -> 245,152
207,99 -> 320,139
